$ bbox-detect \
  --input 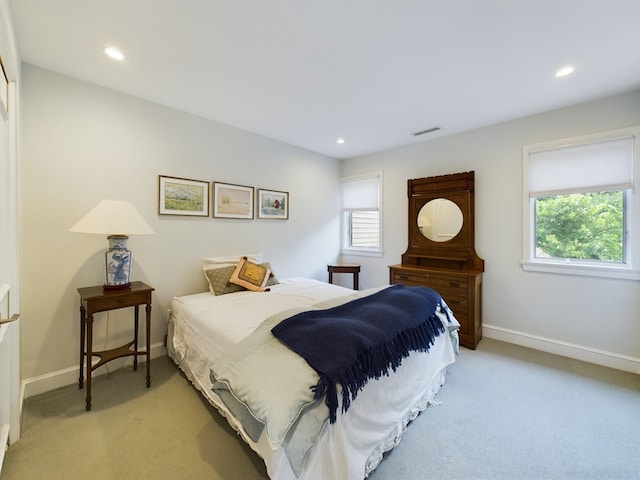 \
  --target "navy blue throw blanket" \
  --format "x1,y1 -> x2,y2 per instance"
271,284 -> 447,423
